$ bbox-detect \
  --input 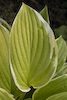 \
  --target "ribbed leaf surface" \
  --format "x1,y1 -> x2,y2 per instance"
32,74 -> 67,100
0,25 -> 11,93
56,36 -> 67,74
46,92 -> 67,100
10,3 -> 58,92
0,88 -> 15,100
56,63 -> 67,77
